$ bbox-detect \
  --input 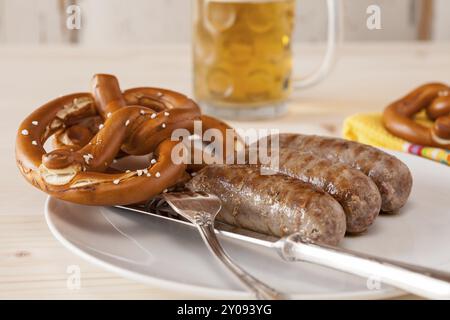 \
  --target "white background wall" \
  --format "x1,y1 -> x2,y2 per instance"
434,0 -> 450,40
0,0 -> 448,44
